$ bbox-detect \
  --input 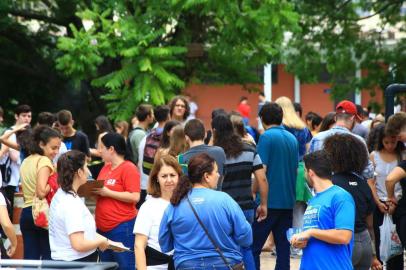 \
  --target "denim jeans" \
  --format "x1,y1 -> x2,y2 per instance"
177,256 -> 240,270
242,209 -> 255,270
252,209 -> 292,270
20,206 -> 51,260
98,218 -> 135,270
352,229 -> 373,270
